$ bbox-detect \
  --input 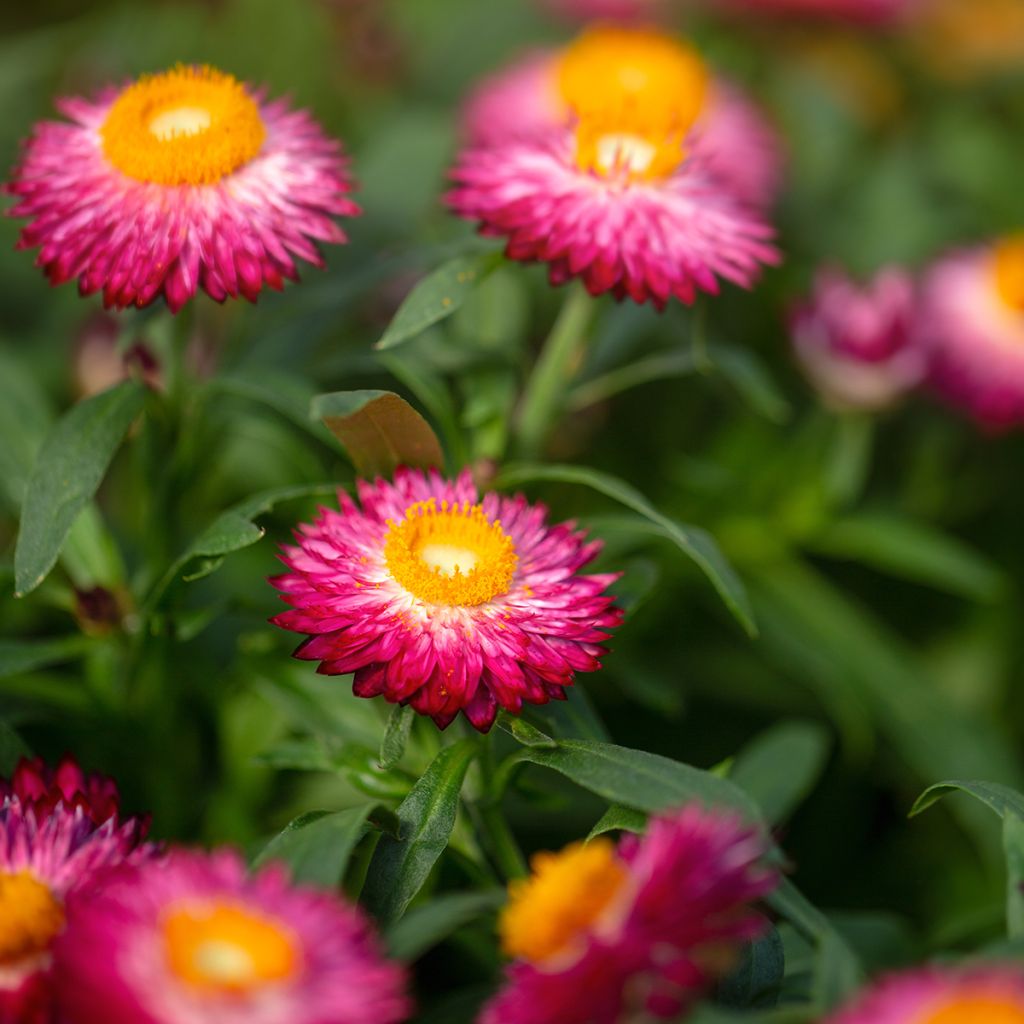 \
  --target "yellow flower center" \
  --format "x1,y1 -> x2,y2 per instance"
499,840 -> 630,965
556,27 -> 708,182
163,902 -> 300,993
383,499 -> 517,607
101,65 -> 266,186
994,235 -> 1024,314
0,870 -> 65,965
923,994 -> 1024,1024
